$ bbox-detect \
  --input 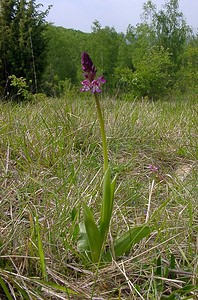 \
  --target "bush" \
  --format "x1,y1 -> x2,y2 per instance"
9,75 -> 33,101
114,46 -> 172,98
